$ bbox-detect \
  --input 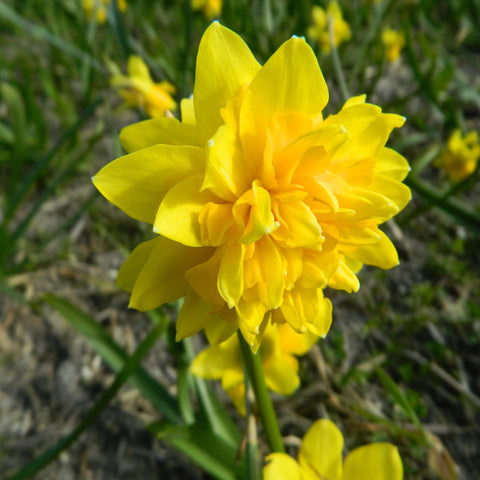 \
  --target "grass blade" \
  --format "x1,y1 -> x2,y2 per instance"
148,422 -> 241,480
6,317 -> 166,480
44,294 -> 182,424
